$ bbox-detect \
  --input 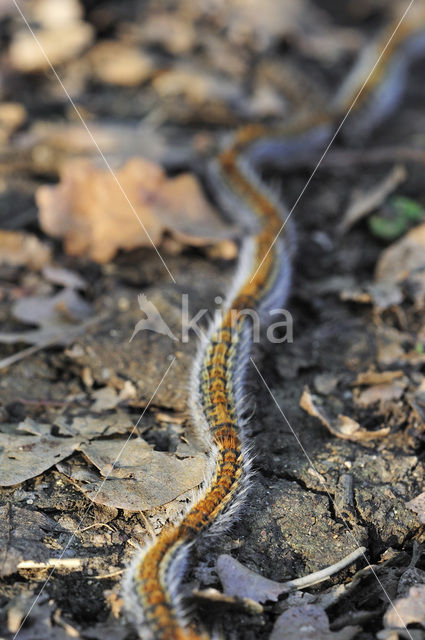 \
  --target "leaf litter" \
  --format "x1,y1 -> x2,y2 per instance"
0,230 -> 52,270
0,431 -> 82,487
75,438 -> 206,511
1,412 -> 206,512
300,386 -> 390,442
36,157 -> 235,263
